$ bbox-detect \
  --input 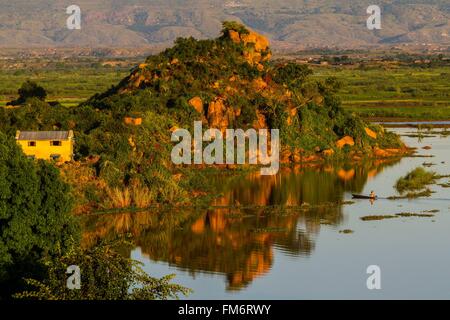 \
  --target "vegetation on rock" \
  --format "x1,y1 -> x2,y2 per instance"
0,21 -> 405,213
